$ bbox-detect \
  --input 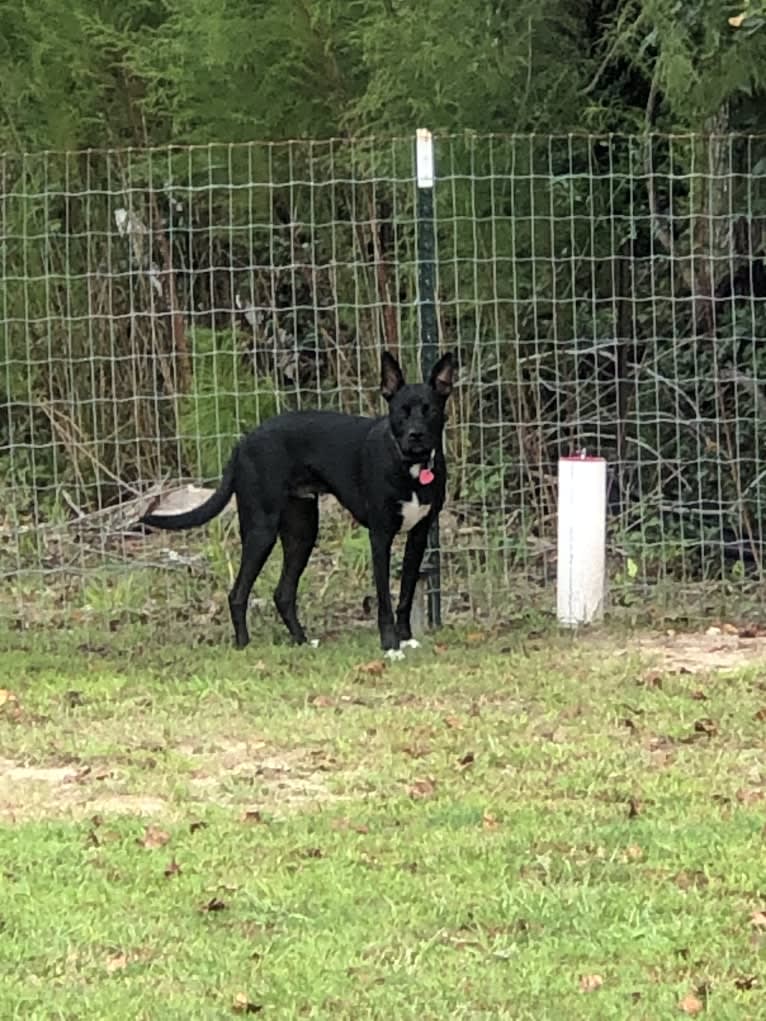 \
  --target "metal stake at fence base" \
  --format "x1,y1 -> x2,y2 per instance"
411,557 -> 442,638
411,575 -> 428,638
557,454 -> 607,627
